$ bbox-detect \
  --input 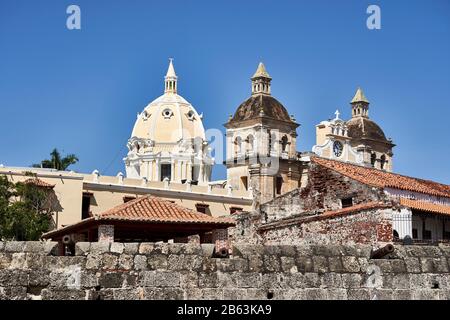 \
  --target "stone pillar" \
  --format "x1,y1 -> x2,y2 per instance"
155,159 -> 160,181
98,225 -> 114,243
177,161 -> 182,182
171,160 -> 175,181
212,228 -> 229,257
149,160 -> 153,181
